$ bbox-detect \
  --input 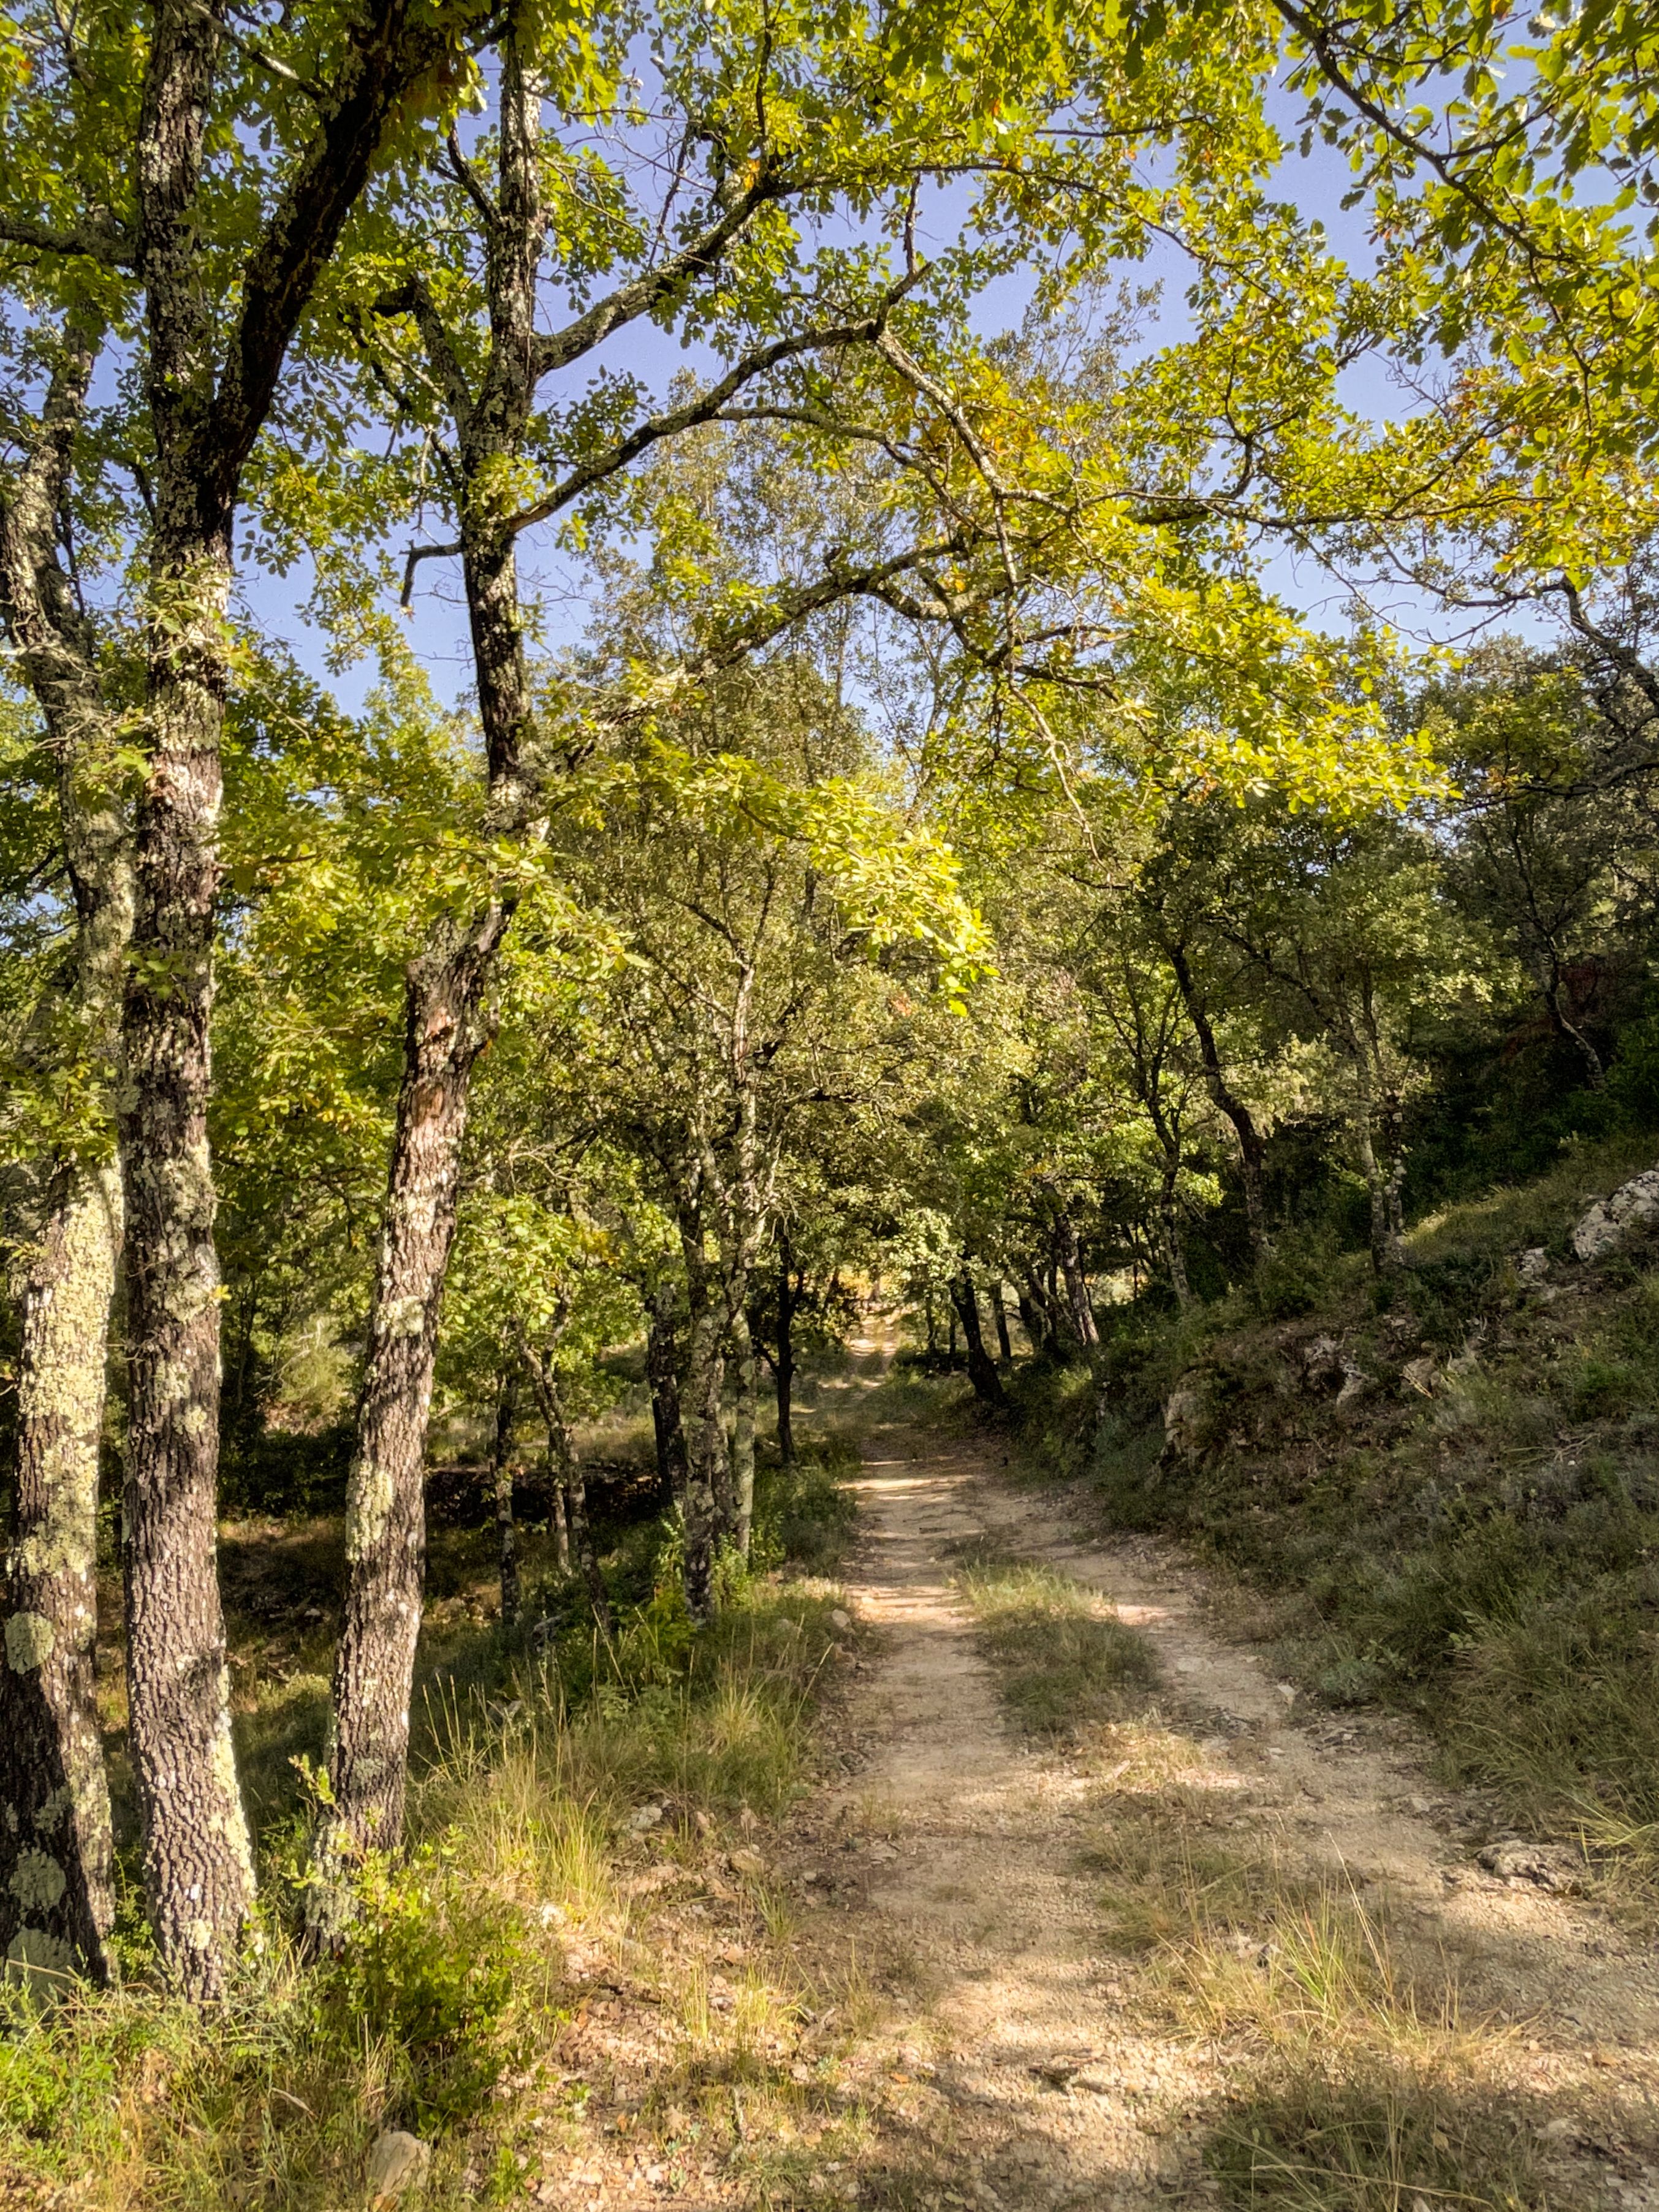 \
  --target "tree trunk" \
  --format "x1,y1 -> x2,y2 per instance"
1,1159 -> 121,1987
1158,1167 -> 1192,1309
0,309 -> 126,1986
313,925 -> 501,1928
1167,941 -> 1274,1258
775,1241 -> 797,1466
541,1388 -> 612,1638
950,1274 -> 1008,1409
492,1368 -> 520,1630
1054,1211 -> 1099,1349
120,515 -> 256,1995
1353,1095 -> 1405,1277
990,1282 -> 1013,1363
730,1306 -> 756,1561
948,1306 -> 958,1359
677,1291 -> 726,1622
925,1294 -> 937,1355
645,1285 -> 687,1505
549,1478 -> 571,1575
